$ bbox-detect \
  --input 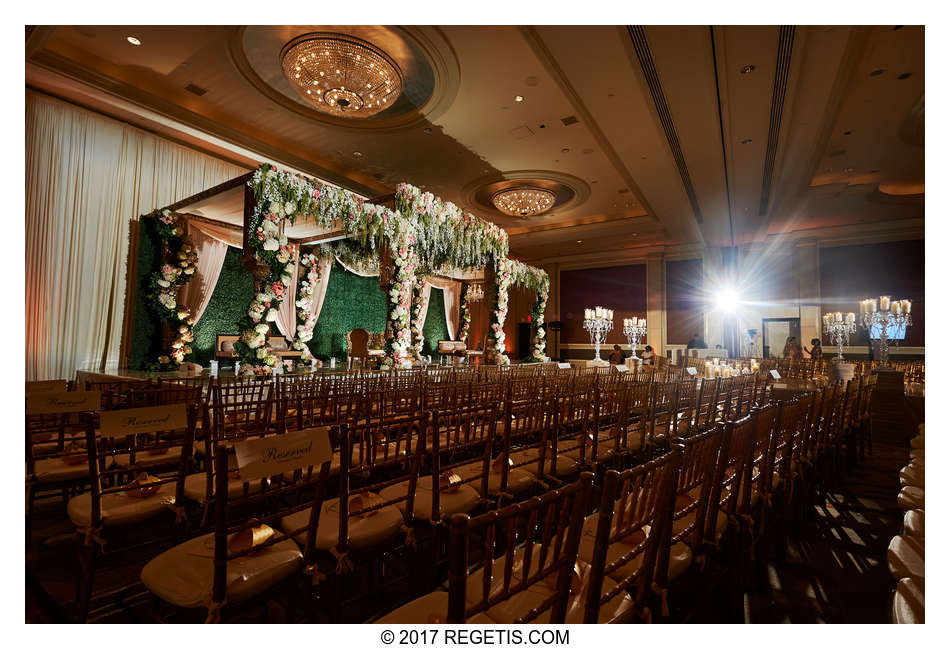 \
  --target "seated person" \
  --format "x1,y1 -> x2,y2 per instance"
607,344 -> 625,365
641,345 -> 656,366
806,338 -> 822,359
